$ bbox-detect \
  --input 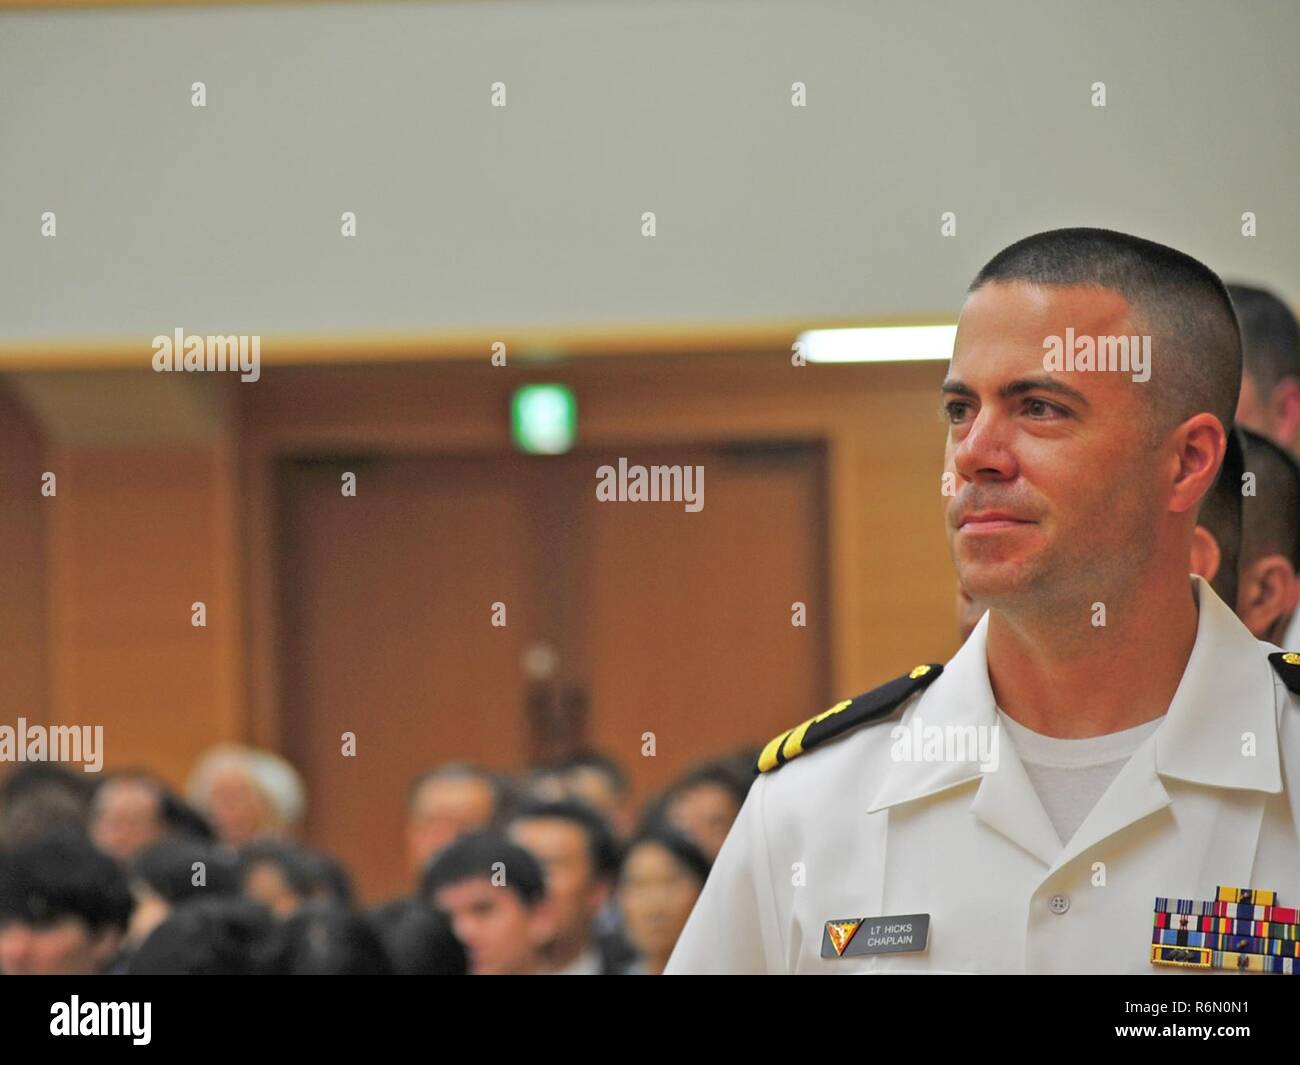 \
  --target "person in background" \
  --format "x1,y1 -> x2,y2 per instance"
652,761 -> 751,862
616,826 -> 710,975
91,772 -> 170,861
1228,283 -> 1300,452
127,897 -> 284,976
0,829 -> 133,975
91,769 -> 214,862
187,744 -> 306,848
405,763 -> 503,881
507,798 -> 632,974
126,836 -> 240,954
526,751 -> 635,841
240,840 -> 351,918
421,830 -> 555,975
367,896 -> 468,975
279,902 -> 393,975
0,765 -> 92,847
1236,428 -> 1300,643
